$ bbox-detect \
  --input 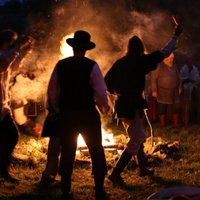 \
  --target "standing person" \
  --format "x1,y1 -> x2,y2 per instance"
47,30 -> 111,199
0,29 -> 34,182
105,19 -> 183,185
180,55 -> 200,127
151,53 -> 182,128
